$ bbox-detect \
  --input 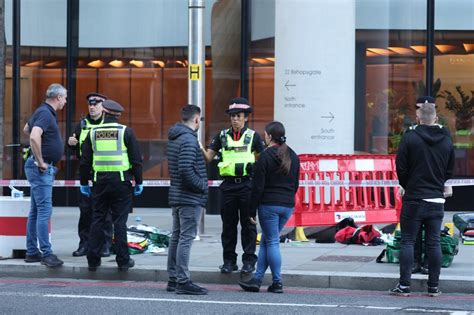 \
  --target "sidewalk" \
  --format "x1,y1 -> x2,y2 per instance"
0,207 -> 473,293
